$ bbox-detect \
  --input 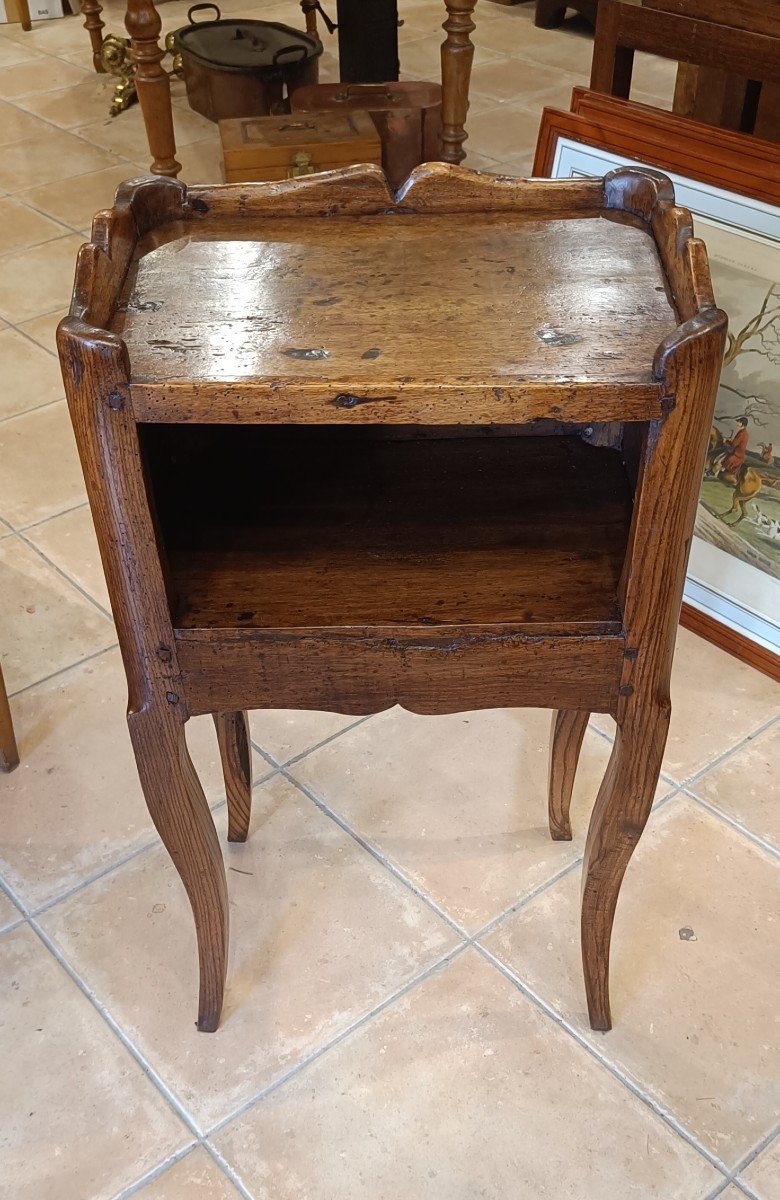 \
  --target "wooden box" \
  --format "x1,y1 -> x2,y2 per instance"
219,110 -> 382,183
